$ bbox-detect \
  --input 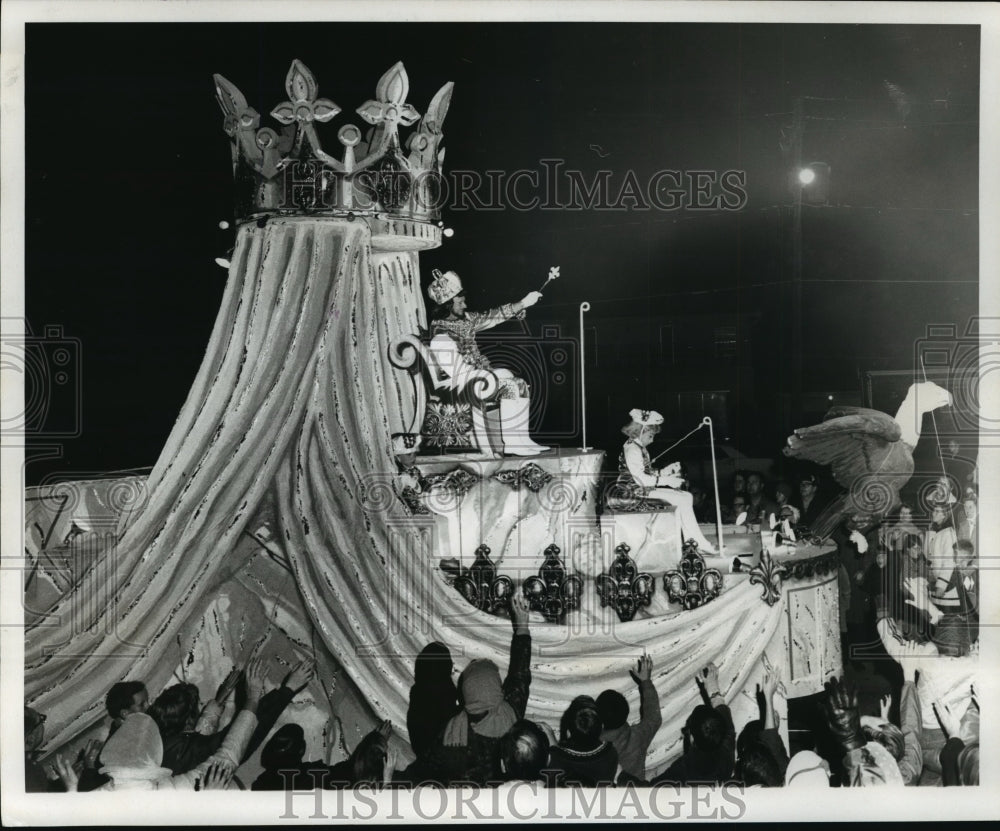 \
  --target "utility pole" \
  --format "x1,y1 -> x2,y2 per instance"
791,96 -> 804,428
